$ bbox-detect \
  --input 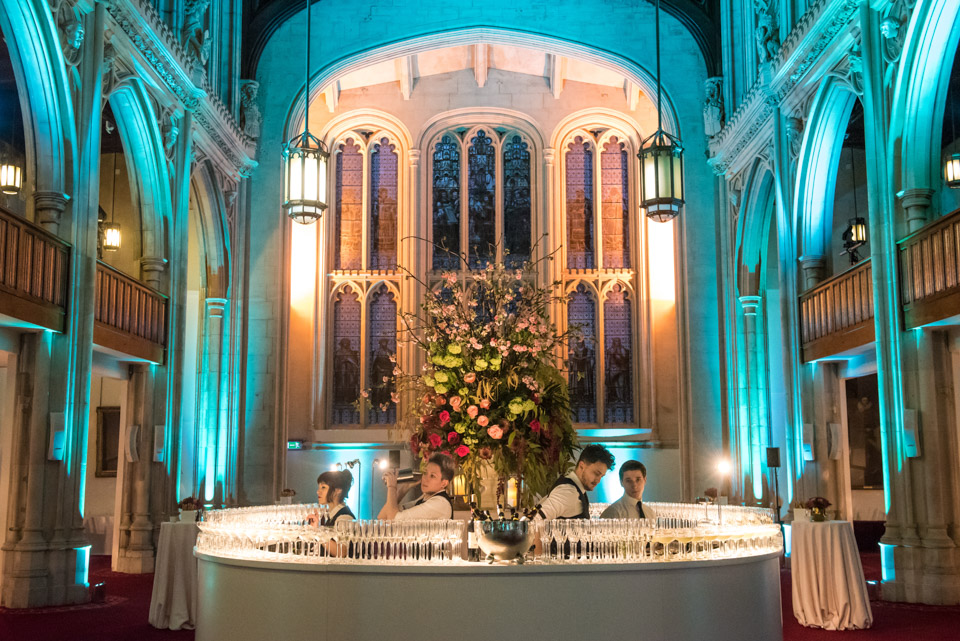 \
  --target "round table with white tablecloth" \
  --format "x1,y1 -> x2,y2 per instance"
149,520 -> 199,630
791,519 -> 873,630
